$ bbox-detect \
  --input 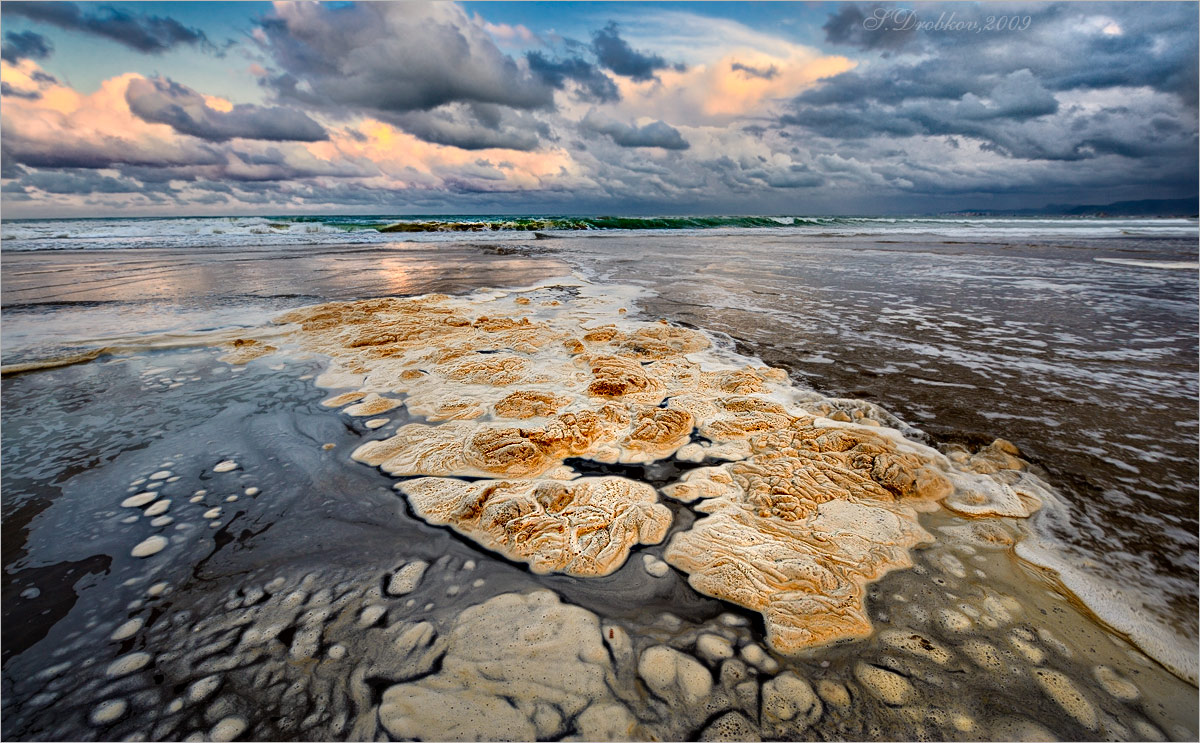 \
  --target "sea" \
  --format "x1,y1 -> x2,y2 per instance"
2,214 -> 1197,740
